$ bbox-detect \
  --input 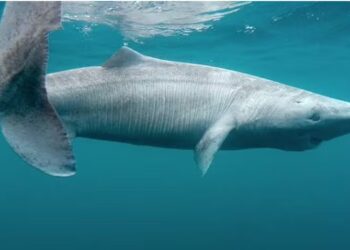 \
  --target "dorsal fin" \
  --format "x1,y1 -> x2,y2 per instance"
103,46 -> 146,68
